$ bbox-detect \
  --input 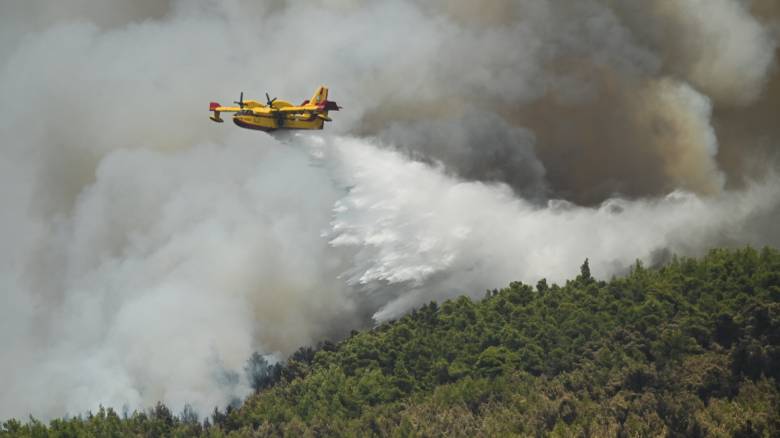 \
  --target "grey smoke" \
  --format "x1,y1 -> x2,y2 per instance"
377,109 -> 548,200
0,0 -> 779,421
